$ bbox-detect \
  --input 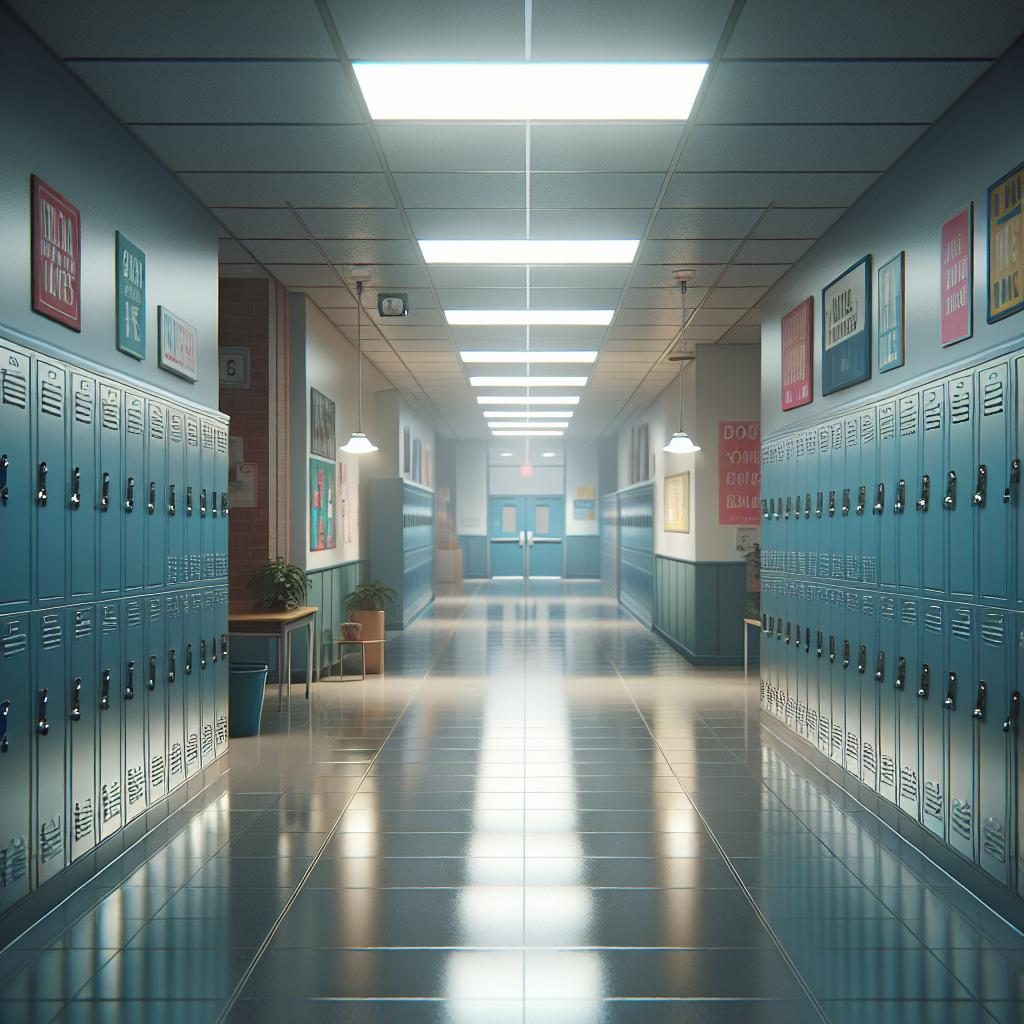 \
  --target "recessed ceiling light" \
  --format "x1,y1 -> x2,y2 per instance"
491,430 -> 565,437
461,350 -> 597,364
541,451 -> 558,458
446,310 -> 613,327
420,240 -> 638,265
489,421 -> 569,429
499,451 -> 515,458
470,376 -> 588,388
477,395 -> 580,405
353,62 -> 708,120
483,410 -> 575,418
